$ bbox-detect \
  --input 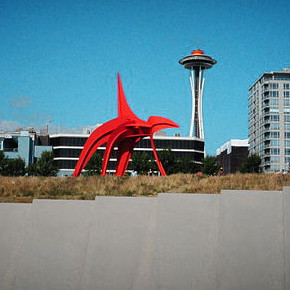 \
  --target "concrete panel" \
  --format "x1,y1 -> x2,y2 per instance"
218,192 -> 284,290
0,203 -> 32,289
11,199 -> 94,290
80,196 -> 157,290
150,193 -> 219,290
222,189 -> 282,195
0,190 -> 289,290
283,186 -> 290,194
